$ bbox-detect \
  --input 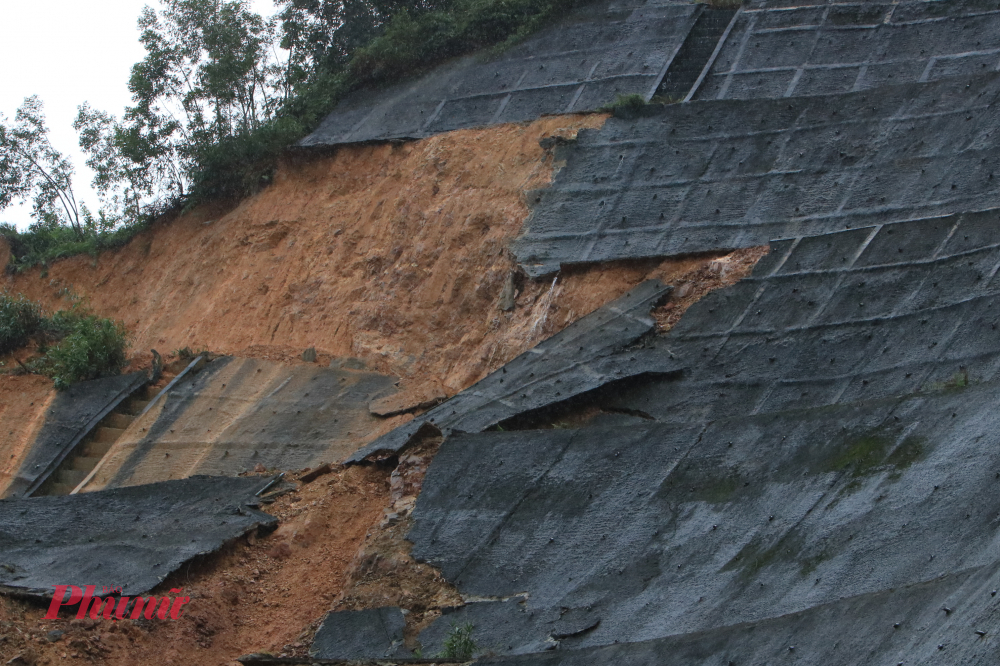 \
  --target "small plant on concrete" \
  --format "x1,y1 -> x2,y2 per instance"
440,622 -> 477,660
600,93 -> 648,114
